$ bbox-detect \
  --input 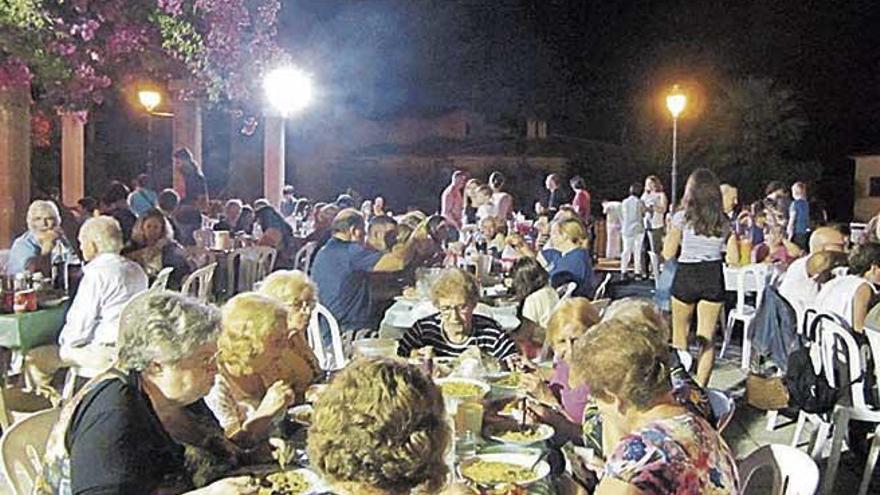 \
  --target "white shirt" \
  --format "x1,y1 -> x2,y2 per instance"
641,191 -> 668,229
58,253 -> 148,349
522,285 -> 560,329
620,196 -> 646,237
603,202 -> 621,226
815,274 -> 876,328
778,257 -> 816,314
